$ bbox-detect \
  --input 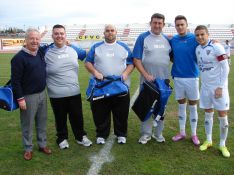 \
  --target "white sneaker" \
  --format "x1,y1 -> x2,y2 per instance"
117,137 -> 126,144
77,136 -> 92,147
59,139 -> 69,149
96,137 -> 105,144
138,135 -> 151,144
152,134 -> 165,143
